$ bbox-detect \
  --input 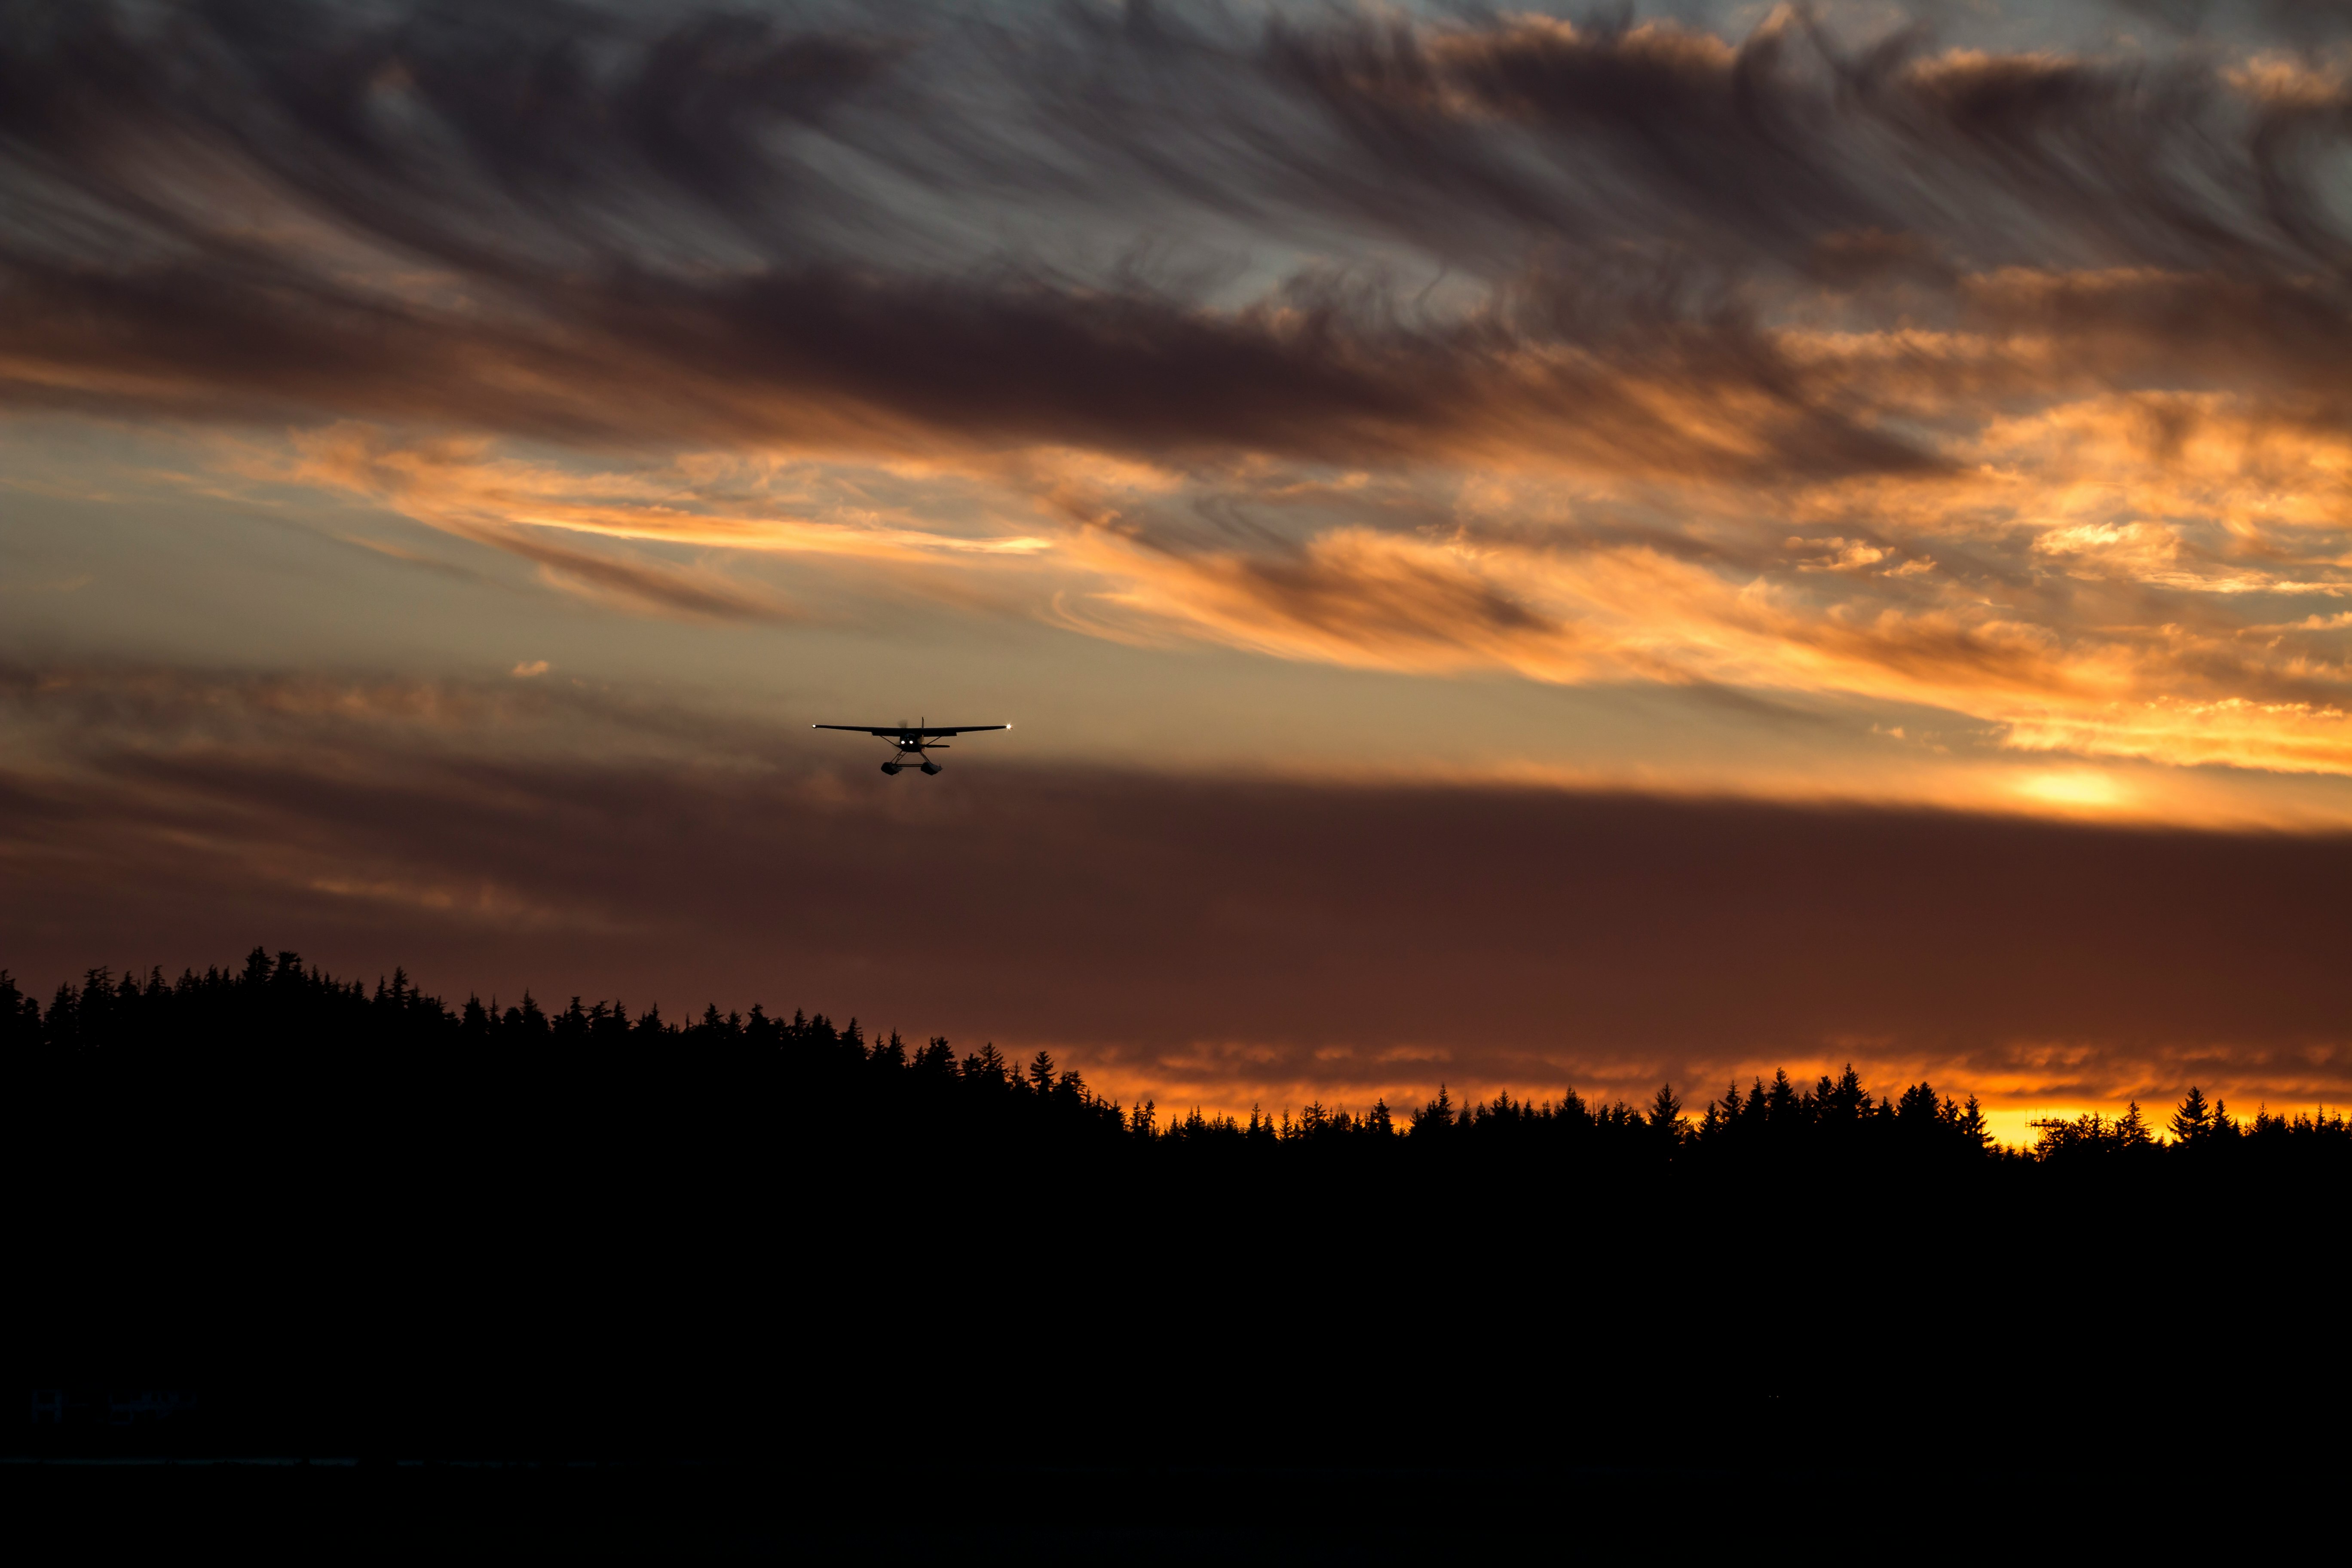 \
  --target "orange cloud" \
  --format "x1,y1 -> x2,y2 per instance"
242,370 -> 2352,783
